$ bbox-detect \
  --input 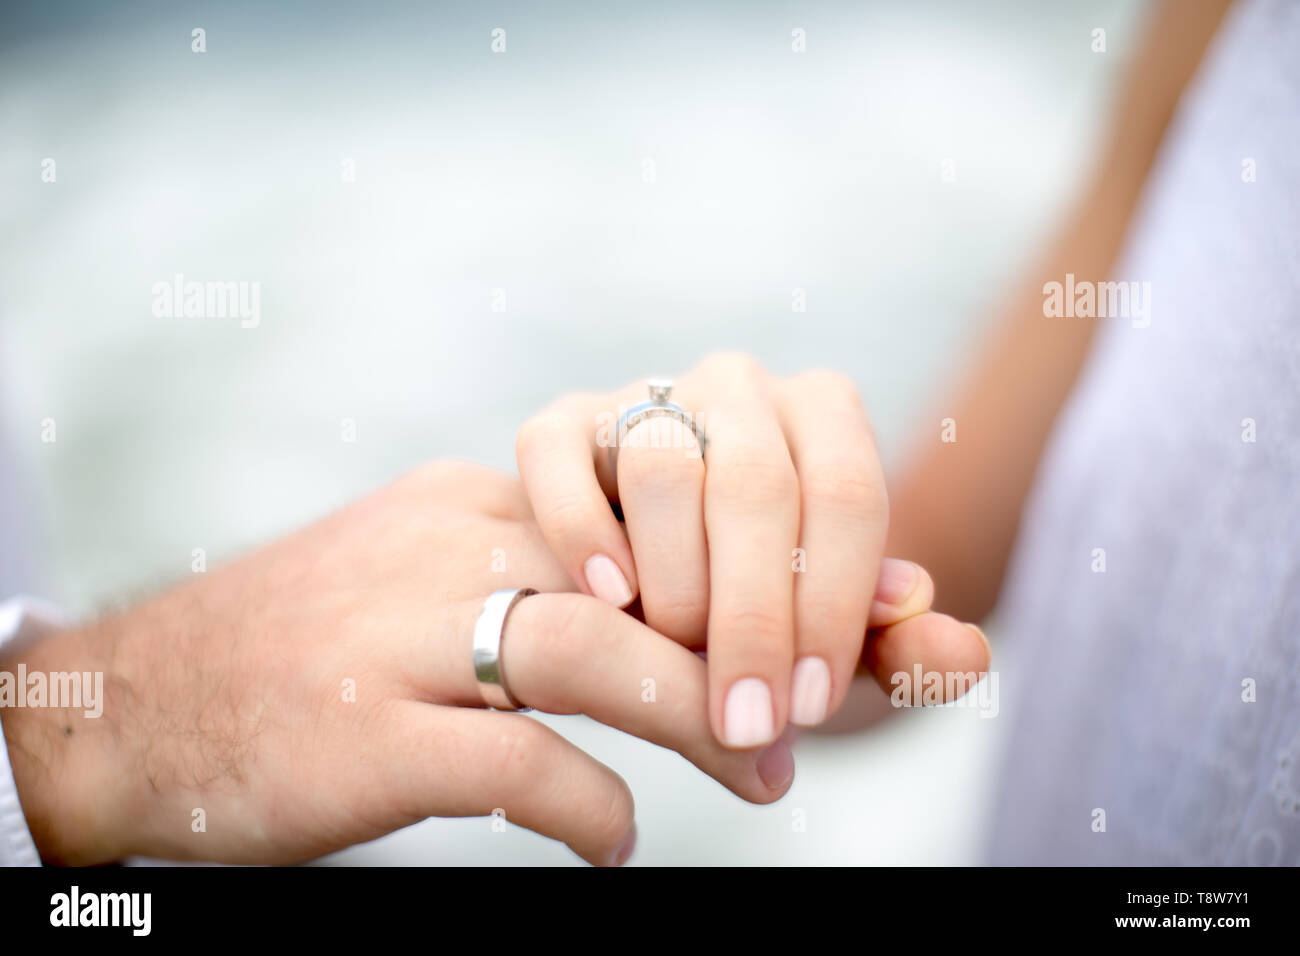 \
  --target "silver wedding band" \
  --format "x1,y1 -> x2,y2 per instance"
473,587 -> 537,712
608,378 -> 705,486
